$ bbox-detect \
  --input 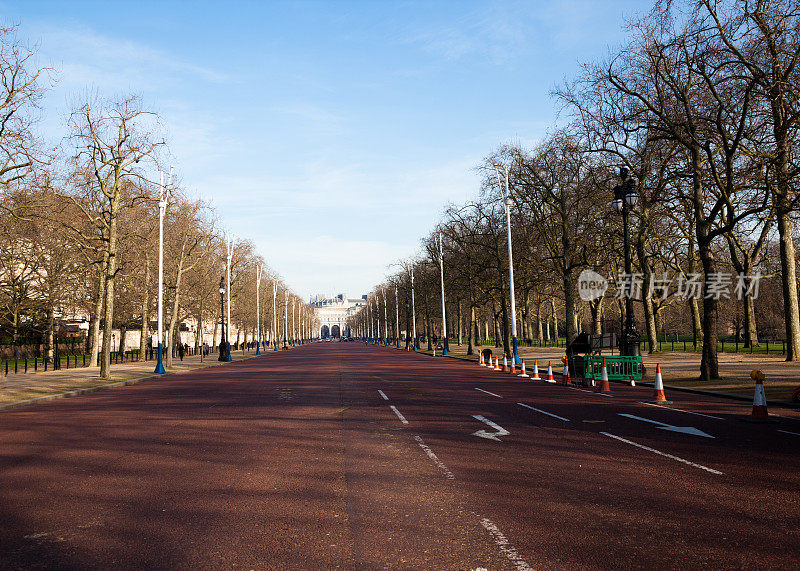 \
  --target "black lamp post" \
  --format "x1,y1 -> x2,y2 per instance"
53,322 -> 60,370
613,167 -> 641,357
218,276 -> 229,362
